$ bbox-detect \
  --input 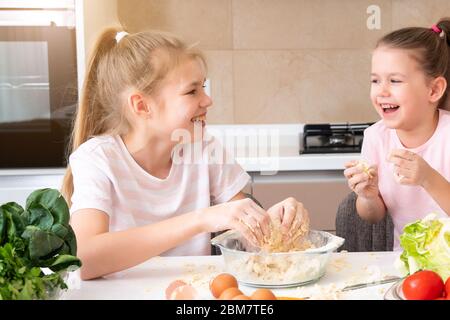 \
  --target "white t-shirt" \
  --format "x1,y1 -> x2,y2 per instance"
69,134 -> 251,256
